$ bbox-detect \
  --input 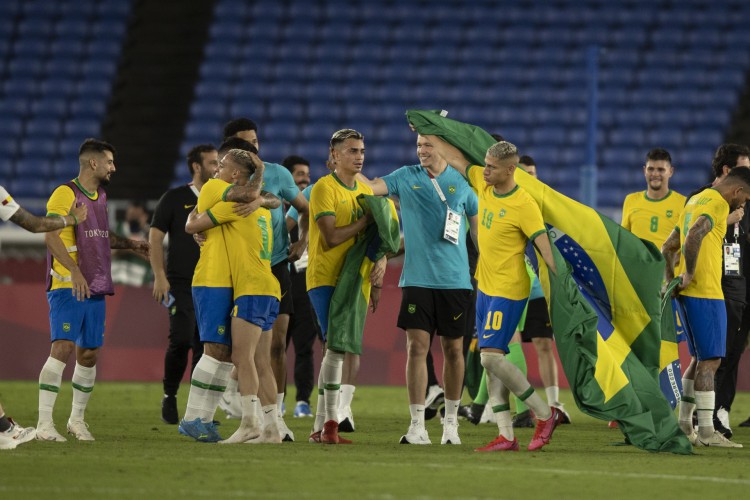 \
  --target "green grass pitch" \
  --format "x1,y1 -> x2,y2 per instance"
1,381 -> 749,499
